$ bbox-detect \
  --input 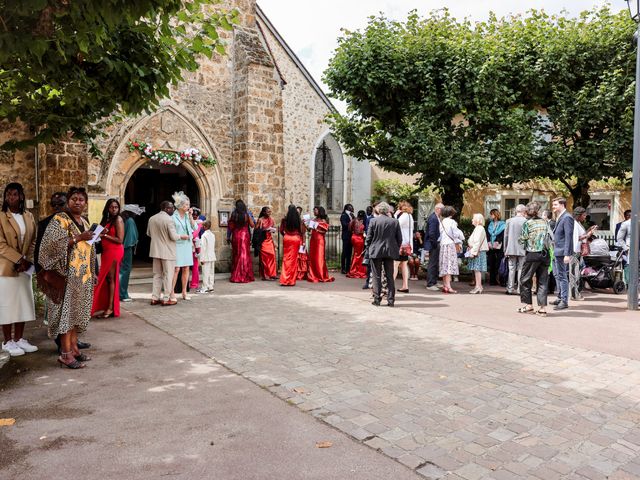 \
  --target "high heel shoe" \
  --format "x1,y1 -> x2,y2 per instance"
469,287 -> 483,294
100,310 -> 114,318
443,287 -> 458,294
